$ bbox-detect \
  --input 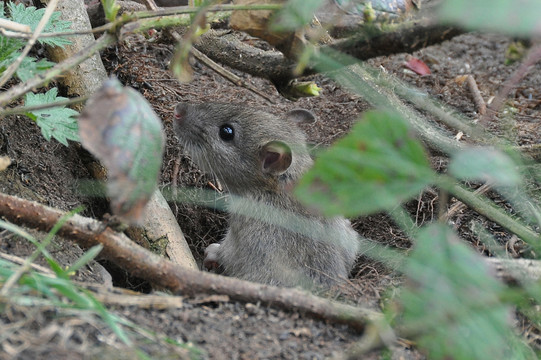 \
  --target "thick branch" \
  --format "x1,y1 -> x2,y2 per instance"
0,192 -> 380,331
195,20 -> 464,84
